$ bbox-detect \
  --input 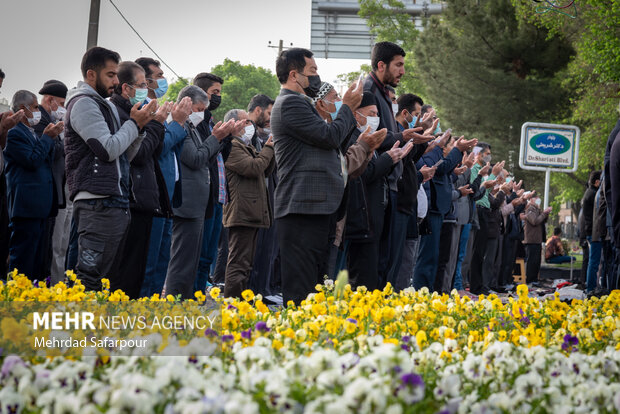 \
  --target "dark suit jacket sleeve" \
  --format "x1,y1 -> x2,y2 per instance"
281,95 -> 356,150
5,127 -> 54,171
435,147 -> 462,176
